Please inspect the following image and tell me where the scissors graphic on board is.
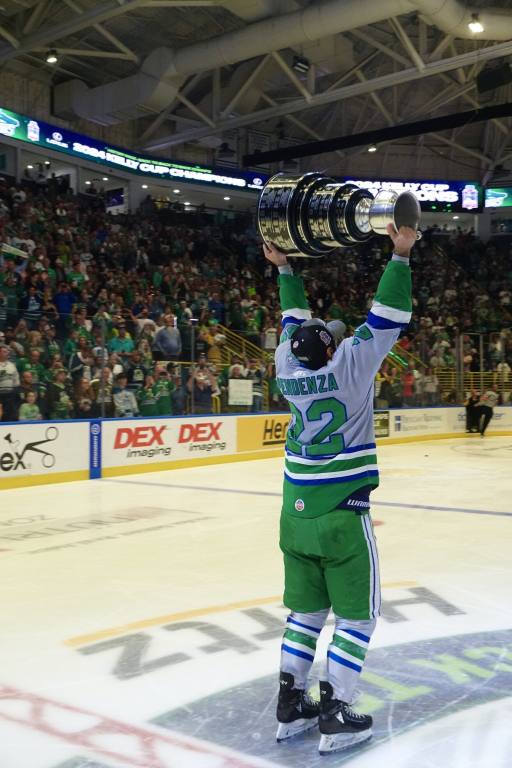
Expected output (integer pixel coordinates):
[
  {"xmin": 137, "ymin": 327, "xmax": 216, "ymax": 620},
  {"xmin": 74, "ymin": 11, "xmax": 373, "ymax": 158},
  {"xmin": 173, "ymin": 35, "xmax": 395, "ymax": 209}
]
[{"xmin": 2, "ymin": 426, "xmax": 59, "ymax": 469}]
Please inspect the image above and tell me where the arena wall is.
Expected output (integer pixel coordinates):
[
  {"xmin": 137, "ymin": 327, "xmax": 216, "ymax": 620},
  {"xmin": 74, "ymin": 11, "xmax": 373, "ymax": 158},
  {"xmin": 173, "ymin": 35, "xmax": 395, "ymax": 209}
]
[{"xmin": 1, "ymin": 408, "xmax": 511, "ymax": 489}]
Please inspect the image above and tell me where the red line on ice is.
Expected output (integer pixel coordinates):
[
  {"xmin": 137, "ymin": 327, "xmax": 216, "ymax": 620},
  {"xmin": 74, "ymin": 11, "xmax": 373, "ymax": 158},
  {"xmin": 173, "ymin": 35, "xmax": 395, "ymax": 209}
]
[{"xmin": 0, "ymin": 684, "xmax": 279, "ymax": 768}]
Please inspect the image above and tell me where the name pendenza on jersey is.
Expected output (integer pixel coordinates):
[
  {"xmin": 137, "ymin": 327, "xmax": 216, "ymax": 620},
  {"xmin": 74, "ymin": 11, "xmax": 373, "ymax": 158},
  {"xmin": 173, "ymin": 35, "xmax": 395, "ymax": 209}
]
[{"xmin": 276, "ymin": 373, "xmax": 339, "ymax": 397}]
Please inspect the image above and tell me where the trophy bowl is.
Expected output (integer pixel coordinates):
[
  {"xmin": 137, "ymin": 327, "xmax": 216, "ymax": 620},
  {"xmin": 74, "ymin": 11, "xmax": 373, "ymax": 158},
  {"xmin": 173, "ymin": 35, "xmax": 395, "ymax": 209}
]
[{"xmin": 258, "ymin": 172, "xmax": 421, "ymax": 258}]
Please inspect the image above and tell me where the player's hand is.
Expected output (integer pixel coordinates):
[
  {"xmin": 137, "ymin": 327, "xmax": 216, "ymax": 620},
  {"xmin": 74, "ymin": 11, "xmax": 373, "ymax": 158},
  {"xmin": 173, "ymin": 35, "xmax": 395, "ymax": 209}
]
[
  {"xmin": 386, "ymin": 224, "xmax": 417, "ymax": 258},
  {"xmin": 263, "ymin": 241, "xmax": 288, "ymax": 267}
]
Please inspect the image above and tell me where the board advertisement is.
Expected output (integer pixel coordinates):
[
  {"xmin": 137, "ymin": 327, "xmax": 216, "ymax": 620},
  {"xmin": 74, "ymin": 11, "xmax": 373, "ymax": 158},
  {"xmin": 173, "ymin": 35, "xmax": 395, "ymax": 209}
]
[
  {"xmin": 236, "ymin": 414, "xmax": 290, "ymax": 453},
  {"xmin": 374, "ymin": 410, "xmax": 390, "ymax": 437},
  {"xmin": 101, "ymin": 416, "xmax": 237, "ymax": 473},
  {"xmin": 0, "ymin": 421, "xmax": 89, "ymax": 489}
]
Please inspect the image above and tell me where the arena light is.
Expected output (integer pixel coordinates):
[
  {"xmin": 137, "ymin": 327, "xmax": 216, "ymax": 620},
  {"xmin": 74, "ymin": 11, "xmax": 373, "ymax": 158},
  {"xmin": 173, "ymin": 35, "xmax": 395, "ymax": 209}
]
[
  {"xmin": 184, "ymin": 201, "xmax": 191, "ymax": 205},
  {"xmin": 453, "ymin": 215, "xmax": 460, "ymax": 220},
  {"xmin": 224, "ymin": 196, "xmax": 231, "ymax": 200},
  {"xmin": 368, "ymin": 144, "xmax": 378, "ymax": 153},
  {"xmin": 85, "ymin": 180, "xmax": 91, "ymax": 185},
  {"xmin": 26, "ymin": 164, "xmax": 33, "ymax": 169},
  {"xmin": 468, "ymin": 13, "xmax": 484, "ymax": 33},
  {"xmin": 46, "ymin": 48, "xmax": 58, "ymax": 64},
  {"xmin": 44, "ymin": 160, "xmax": 50, "ymax": 166},
  {"xmin": 102, "ymin": 176, "xmax": 108, "ymax": 181},
  {"xmin": 292, "ymin": 55, "xmax": 310, "ymax": 74},
  {"xmin": 173, "ymin": 189, "xmax": 180, "ymax": 193},
  {"xmin": 141, "ymin": 184, "xmax": 148, "ymax": 189}
]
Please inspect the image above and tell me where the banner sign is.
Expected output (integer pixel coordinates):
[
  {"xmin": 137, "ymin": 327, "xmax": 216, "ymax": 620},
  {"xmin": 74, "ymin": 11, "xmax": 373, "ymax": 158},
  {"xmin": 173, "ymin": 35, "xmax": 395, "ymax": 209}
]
[
  {"xmin": 228, "ymin": 379, "xmax": 253, "ymax": 406},
  {"xmin": 2, "ymin": 409, "xmax": 511, "ymax": 488},
  {"xmin": 0, "ymin": 105, "xmax": 268, "ymax": 192},
  {"xmin": 485, "ymin": 187, "xmax": 512, "ymax": 208},
  {"xmin": 344, "ymin": 177, "xmax": 484, "ymax": 213},
  {"xmin": 101, "ymin": 416, "xmax": 237, "ymax": 470},
  {"xmin": 236, "ymin": 414, "xmax": 290, "ymax": 453},
  {"xmin": 373, "ymin": 410, "xmax": 390, "ymax": 438},
  {"xmin": 0, "ymin": 422, "xmax": 89, "ymax": 487}
]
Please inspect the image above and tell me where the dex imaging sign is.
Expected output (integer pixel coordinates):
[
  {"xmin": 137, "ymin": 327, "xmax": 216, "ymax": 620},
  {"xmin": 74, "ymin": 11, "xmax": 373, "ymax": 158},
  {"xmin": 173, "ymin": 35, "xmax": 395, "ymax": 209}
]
[{"xmin": 102, "ymin": 416, "xmax": 236, "ymax": 471}]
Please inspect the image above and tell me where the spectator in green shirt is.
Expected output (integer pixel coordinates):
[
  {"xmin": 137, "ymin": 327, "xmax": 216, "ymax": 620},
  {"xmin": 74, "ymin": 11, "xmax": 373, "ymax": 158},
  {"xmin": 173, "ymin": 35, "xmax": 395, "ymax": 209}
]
[
  {"xmin": 45, "ymin": 369, "xmax": 73, "ymax": 419},
  {"xmin": 42, "ymin": 324, "xmax": 61, "ymax": 364},
  {"xmin": 153, "ymin": 369, "xmax": 175, "ymax": 415},
  {"xmin": 137, "ymin": 374, "xmax": 159, "ymax": 416},
  {"xmin": 63, "ymin": 330, "xmax": 79, "ymax": 361},
  {"xmin": 18, "ymin": 390, "xmax": 42, "ymax": 421},
  {"xmin": 17, "ymin": 349, "xmax": 47, "ymax": 385},
  {"xmin": 67, "ymin": 257, "xmax": 85, "ymax": 289},
  {"xmin": 328, "ymin": 300, "xmax": 344, "ymax": 320}
]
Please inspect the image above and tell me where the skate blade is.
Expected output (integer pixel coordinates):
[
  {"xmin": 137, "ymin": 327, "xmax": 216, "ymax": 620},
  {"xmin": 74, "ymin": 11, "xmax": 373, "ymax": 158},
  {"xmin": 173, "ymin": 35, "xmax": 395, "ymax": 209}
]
[
  {"xmin": 276, "ymin": 717, "xmax": 318, "ymax": 742},
  {"xmin": 319, "ymin": 728, "xmax": 372, "ymax": 754}
]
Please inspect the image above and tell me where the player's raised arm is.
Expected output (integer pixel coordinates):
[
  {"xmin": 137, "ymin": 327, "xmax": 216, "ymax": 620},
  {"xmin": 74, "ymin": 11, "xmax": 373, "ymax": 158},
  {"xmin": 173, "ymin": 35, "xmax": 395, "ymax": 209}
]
[
  {"xmin": 263, "ymin": 242, "xmax": 312, "ymax": 343},
  {"xmin": 342, "ymin": 224, "xmax": 416, "ymax": 384}
]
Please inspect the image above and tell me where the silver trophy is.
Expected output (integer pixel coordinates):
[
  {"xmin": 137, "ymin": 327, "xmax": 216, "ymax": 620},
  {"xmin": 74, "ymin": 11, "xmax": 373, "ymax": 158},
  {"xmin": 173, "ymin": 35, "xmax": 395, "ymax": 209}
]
[{"xmin": 258, "ymin": 172, "xmax": 421, "ymax": 258}]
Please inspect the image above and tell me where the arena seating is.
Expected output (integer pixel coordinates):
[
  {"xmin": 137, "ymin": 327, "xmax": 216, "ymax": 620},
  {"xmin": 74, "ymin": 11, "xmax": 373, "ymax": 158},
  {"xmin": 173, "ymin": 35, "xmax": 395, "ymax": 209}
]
[{"xmin": 1, "ymin": 179, "xmax": 511, "ymax": 421}]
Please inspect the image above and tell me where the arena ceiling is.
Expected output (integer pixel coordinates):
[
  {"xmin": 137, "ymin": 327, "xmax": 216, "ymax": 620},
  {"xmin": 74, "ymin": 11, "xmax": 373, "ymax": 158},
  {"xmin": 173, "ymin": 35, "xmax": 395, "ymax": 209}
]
[{"xmin": 1, "ymin": 0, "xmax": 512, "ymax": 182}]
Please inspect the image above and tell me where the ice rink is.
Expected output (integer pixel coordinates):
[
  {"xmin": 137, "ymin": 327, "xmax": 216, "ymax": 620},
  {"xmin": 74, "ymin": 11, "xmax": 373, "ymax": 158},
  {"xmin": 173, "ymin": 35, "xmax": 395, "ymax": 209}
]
[{"xmin": 1, "ymin": 436, "xmax": 511, "ymax": 768}]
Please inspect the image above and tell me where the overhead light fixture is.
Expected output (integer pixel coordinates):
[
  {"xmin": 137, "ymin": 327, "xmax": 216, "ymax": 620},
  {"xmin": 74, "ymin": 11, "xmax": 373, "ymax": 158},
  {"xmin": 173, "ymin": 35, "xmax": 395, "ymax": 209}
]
[
  {"xmin": 44, "ymin": 160, "xmax": 51, "ymax": 166},
  {"xmin": 85, "ymin": 180, "xmax": 91, "ymax": 185},
  {"xmin": 46, "ymin": 48, "xmax": 58, "ymax": 64},
  {"xmin": 368, "ymin": 144, "xmax": 378, "ymax": 153},
  {"xmin": 26, "ymin": 164, "xmax": 33, "ymax": 169},
  {"xmin": 468, "ymin": 13, "xmax": 484, "ymax": 33},
  {"xmin": 141, "ymin": 184, "xmax": 148, "ymax": 189},
  {"xmin": 292, "ymin": 55, "xmax": 310, "ymax": 74},
  {"xmin": 102, "ymin": 176, "xmax": 108, "ymax": 181},
  {"xmin": 184, "ymin": 201, "xmax": 191, "ymax": 205},
  {"xmin": 173, "ymin": 189, "xmax": 180, "ymax": 194},
  {"xmin": 453, "ymin": 215, "xmax": 460, "ymax": 220},
  {"xmin": 224, "ymin": 196, "xmax": 231, "ymax": 201}
]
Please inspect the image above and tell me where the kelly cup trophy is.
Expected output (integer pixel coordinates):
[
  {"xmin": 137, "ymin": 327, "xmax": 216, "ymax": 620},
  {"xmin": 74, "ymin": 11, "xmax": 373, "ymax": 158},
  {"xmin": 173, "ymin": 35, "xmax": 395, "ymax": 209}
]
[{"xmin": 258, "ymin": 172, "xmax": 421, "ymax": 257}]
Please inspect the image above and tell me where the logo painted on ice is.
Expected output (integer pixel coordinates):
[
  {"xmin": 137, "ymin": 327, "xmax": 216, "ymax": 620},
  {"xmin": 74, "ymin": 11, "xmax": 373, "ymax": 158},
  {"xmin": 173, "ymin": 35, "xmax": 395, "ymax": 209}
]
[{"xmin": 154, "ymin": 627, "xmax": 512, "ymax": 767}]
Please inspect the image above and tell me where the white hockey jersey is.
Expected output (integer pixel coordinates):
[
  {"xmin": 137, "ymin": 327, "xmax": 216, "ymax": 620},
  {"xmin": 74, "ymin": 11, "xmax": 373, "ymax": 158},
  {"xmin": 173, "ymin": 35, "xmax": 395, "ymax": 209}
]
[{"xmin": 275, "ymin": 257, "xmax": 412, "ymax": 517}]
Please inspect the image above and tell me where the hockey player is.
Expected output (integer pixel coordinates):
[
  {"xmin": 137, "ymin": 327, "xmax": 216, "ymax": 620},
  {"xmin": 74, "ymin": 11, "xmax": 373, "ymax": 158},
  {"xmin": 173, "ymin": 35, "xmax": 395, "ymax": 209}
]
[{"xmin": 264, "ymin": 223, "xmax": 416, "ymax": 755}]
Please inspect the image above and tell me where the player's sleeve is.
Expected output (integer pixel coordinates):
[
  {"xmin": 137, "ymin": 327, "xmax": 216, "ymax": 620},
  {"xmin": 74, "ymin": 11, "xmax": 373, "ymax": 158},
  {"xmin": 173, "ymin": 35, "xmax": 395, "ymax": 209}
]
[
  {"xmin": 278, "ymin": 267, "xmax": 312, "ymax": 344},
  {"xmin": 340, "ymin": 255, "xmax": 412, "ymax": 384}
]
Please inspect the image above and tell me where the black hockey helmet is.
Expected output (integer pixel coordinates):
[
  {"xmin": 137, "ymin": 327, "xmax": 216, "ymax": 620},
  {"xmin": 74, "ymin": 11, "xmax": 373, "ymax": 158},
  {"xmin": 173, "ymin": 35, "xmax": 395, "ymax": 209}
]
[{"xmin": 291, "ymin": 320, "xmax": 335, "ymax": 370}]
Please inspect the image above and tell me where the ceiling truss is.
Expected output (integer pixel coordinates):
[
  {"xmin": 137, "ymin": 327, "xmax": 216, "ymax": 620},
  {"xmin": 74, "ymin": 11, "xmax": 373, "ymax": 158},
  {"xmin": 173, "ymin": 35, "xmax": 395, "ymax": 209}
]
[{"xmin": 0, "ymin": 0, "xmax": 511, "ymax": 179}]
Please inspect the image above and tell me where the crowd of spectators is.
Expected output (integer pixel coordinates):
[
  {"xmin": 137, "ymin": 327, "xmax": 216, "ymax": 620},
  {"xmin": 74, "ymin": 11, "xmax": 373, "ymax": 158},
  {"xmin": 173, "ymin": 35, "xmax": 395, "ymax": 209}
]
[{"xmin": 1, "ymin": 175, "xmax": 511, "ymax": 422}]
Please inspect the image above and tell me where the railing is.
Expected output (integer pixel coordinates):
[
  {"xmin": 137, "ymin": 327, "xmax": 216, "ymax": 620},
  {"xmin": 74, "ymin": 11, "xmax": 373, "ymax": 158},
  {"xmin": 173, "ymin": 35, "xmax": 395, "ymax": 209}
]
[
  {"xmin": 215, "ymin": 324, "xmax": 270, "ymax": 366},
  {"xmin": 218, "ymin": 322, "xmax": 424, "ymax": 373},
  {"xmin": 435, "ymin": 368, "xmax": 511, "ymax": 403}
]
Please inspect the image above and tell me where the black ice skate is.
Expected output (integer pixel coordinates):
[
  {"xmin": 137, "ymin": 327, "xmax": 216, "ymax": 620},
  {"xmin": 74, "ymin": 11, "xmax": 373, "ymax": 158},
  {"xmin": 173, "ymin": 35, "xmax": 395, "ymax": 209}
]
[
  {"xmin": 276, "ymin": 672, "xmax": 319, "ymax": 742},
  {"xmin": 318, "ymin": 681, "xmax": 372, "ymax": 754}
]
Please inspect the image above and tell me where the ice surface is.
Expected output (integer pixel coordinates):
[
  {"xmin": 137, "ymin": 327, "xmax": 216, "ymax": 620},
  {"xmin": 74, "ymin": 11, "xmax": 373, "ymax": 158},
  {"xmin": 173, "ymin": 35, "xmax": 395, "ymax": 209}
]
[{"xmin": 0, "ymin": 437, "xmax": 511, "ymax": 767}]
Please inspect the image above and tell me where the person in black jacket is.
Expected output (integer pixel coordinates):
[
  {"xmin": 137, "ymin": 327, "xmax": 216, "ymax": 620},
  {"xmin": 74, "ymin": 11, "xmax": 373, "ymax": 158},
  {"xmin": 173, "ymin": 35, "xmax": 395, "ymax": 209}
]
[{"xmin": 465, "ymin": 389, "xmax": 480, "ymax": 433}]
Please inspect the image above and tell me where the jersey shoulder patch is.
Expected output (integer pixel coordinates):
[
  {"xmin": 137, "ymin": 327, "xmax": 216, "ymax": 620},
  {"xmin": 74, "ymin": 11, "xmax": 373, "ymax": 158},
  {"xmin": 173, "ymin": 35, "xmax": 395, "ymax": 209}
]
[{"xmin": 352, "ymin": 323, "xmax": 374, "ymax": 346}]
